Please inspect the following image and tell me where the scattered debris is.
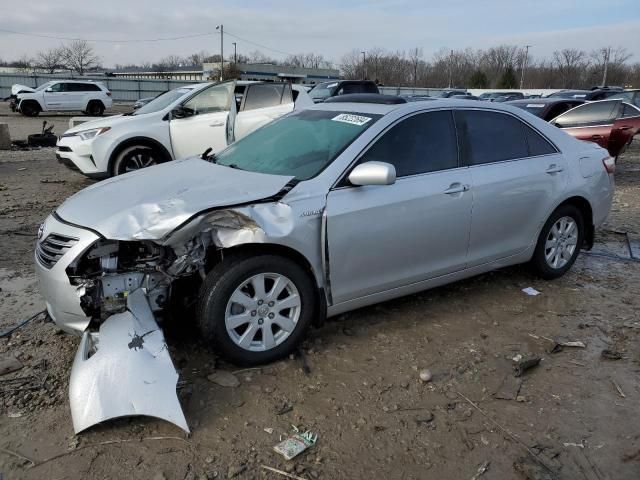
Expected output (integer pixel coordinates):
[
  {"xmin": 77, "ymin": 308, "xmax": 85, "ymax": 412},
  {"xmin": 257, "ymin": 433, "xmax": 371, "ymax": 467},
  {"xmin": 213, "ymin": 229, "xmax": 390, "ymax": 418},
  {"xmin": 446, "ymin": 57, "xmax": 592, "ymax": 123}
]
[
  {"xmin": 264, "ymin": 427, "xmax": 274, "ymax": 434},
  {"xmin": 40, "ymin": 179, "xmax": 67, "ymax": 184},
  {"xmin": 601, "ymin": 349, "xmax": 623, "ymax": 360},
  {"xmin": 495, "ymin": 375, "xmax": 522, "ymax": 400},
  {"xmin": 274, "ymin": 402, "xmax": 293, "ymax": 415},
  {"xmin": 457, "ymin": 392, "xmax": 556, "ymax": 475},
  {"xmin": 17, "ymin": 167, "xmax": 27, "ymax": 171},
  {"xmin": 419, "ymin": 369, "xmax": 433, "ymax": 382},
  {"xmin": 227, "ymin": 463, "xmax": 247, "ymax": 478},
  {"xmin": 0, "ymin": 447, "xmax": 35, "ymax": 467},
  {"xmin": 0, "ymin": 355, "xmax": 23, "ymax": 376},
  {"xmin": 547, "ymin": 338, "xmax": 586, "ymax": 353},
  {"xmin": 611, "ymin": 379, "xmax": 625, "ymax": 398},
  {"xmin": 562, "ymin": 441, "xmax": 584, "ymax": 448},
  {"xmin": 513, "ymin": 356, "xmax": 541, "ymax": 377},
  {"xmin": 0, "ymin": 310, "xmax": 45, "ymax": 338},
  {"xmin": 513, "ymin": 456, "xmax": 558, "ymax": 480},
  {"xmin": 522, "ymin": 287, "xmax": 541, "ymax": 296},
  {"xmin": 207, "ymin": 371, "xmax": 240, "ymax": 388},
  {"xmin": 273, "ymin": 428, "xmax": 318, "ymax": 460},
  {"xmin": 470, "ymin": 461, "xmax": 490, "ymax": 480},
  {"xmin": 261, "ymin": 465, "xmax": 307, "ymax": 480}
]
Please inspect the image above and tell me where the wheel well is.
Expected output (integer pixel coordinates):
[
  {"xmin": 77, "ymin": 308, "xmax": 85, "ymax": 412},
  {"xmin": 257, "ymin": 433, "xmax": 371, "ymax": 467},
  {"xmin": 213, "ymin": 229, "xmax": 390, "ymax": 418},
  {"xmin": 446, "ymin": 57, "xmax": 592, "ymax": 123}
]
[
  {"xmin": 87, "ymin": 99, "xmax": 105, "ymax": 108},
  {"xmin": 558, "ymin": 196, "xmax": 594, "ymax": 249},
  {"xmin": 207, "ymin": 243, "xmax": 327, "ymax": 327},
  {"xmin": 108, "ymin": 137, "xmax": 172, "ymax": 175},
  {"xmin": 20, "ymin": 99, "xmax": 41, "ymax": 110}
]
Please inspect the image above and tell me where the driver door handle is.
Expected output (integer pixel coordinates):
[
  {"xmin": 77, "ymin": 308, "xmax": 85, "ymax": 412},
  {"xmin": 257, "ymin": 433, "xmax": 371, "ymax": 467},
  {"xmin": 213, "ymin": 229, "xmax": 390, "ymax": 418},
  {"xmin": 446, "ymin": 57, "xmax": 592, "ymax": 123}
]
[
  {"xmin": 209, "ymin": 121, "xmax": 225, "ymax": 127},
  {"xmin": 546, "ymin": 164, "xmax": 564, "ymax": 174},
  {"xmin": 591, "ymin": 134, "xmax": 603, "ymax": 140},
  {"xmin": 444, "ymin": 183, "xmax": 470, "ymax": 195}
]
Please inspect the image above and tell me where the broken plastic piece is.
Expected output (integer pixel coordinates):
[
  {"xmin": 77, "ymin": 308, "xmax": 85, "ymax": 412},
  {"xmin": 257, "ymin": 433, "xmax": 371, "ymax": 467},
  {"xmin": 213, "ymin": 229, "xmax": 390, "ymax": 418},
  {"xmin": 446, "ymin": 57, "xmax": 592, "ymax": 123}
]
[
  {"xmin": 522, "ymin": 287, "xmax": 541, "ymax": 296},
  {"xmin": 69, "ymin": 289, "xmax": 189, "ymax": 433}
]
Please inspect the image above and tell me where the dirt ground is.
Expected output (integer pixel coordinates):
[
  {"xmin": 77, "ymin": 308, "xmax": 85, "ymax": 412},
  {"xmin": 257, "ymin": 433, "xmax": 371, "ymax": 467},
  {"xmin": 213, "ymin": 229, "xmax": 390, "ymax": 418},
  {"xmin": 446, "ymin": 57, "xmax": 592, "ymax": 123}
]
[{"xmin": 0, "ymin": 101, "xmax": 639, "ymax": 480}]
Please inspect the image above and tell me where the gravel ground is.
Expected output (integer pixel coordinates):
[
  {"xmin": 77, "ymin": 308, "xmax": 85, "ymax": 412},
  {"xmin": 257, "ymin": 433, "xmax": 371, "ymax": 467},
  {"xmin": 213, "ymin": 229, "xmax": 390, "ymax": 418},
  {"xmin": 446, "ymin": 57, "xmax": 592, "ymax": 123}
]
[{"xmin": 0, "ymin": 102, "xmax": 639, "ymax": 479}]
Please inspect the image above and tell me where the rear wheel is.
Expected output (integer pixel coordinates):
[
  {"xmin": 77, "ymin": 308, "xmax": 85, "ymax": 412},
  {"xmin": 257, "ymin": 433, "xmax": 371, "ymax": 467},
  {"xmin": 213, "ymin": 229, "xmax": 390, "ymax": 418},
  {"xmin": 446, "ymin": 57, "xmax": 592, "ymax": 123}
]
[
  {"xmin": 530, "ymin": 205, "xmax": 584, "ymax": 279},
  {"xmin": 111, "ymin": 145, "xmax": 163, "ymax": 176},
  {"xmin": 85, "ymin": 101, "xmax": 105, "ymax": 116},
  {"xmin": 197, "ymin": 254, "xmax": 316, "ymax": 365}
]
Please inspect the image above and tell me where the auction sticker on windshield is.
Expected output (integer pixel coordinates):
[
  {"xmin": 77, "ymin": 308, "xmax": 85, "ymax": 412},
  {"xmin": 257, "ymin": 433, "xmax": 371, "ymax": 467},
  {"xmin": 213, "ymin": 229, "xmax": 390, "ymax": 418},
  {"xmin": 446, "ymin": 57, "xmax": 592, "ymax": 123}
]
[{"xmin": 332, "ymin": 113, "xmax": 373, "ymax": 126}]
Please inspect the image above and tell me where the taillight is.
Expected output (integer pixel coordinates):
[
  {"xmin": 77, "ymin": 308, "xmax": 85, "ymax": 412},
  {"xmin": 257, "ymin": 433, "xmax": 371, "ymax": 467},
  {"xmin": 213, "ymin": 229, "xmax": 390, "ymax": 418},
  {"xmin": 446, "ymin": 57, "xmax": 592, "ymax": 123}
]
[
  {"xmin": 602, "ymin": 156, "xmax": 615, "ymax": 174},
  {"xmin": 106, "ymin": 91, "xmax": 112, "ymax": 97}
]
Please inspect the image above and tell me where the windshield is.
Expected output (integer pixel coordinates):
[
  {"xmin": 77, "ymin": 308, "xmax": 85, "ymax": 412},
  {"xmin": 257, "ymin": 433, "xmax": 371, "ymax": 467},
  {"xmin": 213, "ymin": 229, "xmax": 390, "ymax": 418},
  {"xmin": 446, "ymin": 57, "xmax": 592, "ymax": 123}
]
[
  {"xmin": 133, "ymin": 87, "xmax": 194, "ymax": 115},
  {"xmin": 309, "ymin": 82, "xmax": 338, "ymax": 101},
  {"xmin": 214, "ymin": 109, "xmax": 381, "ymax": 180},
  {"xmin": 34, "ymin": 82, "xmax": 54, "ymax": 92}
]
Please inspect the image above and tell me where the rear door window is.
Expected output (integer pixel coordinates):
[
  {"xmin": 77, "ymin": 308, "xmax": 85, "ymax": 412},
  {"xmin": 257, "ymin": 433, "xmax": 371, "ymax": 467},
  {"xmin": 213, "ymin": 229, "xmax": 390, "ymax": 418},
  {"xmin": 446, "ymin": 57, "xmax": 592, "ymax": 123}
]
[
  {"xmin": 523, "ymin": 125, "xmax": 557, "ymax": 156},
  {"xmin": 553, "ymin": 100, "xmax": 620, "ymax": 128},
  {"xmin": 359, "ymin": 110, "xmax": 458, "ymax": 177},
  {"xmin": 242, "ymin": 83, "xmax": 285, "ymax": 111},
  {"xmin": 622, "ymin": 103, "xmax": 640, "ymax": 118},
  {"xmin": 454, "ymin": 110, "xmax": 529, "ymax": 165}
]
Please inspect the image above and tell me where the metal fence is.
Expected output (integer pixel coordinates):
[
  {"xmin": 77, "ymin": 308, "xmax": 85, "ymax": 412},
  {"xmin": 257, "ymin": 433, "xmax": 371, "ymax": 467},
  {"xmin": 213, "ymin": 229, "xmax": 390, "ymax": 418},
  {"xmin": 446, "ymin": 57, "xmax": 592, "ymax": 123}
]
[{"xmin": 0, "ymin": 73, "xmax": 199, "ymax": 102}]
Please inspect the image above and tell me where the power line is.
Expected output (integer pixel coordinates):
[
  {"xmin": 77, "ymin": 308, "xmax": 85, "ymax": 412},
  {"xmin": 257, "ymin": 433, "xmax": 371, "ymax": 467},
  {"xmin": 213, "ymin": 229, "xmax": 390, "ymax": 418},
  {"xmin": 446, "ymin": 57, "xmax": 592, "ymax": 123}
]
[
  {"xmin": 0, "ymin": 27, "xmax": 296, "ymax": 58},
  {"xmin": 0, "ymin": 27, "xmax": 216, "ymax": 43}
]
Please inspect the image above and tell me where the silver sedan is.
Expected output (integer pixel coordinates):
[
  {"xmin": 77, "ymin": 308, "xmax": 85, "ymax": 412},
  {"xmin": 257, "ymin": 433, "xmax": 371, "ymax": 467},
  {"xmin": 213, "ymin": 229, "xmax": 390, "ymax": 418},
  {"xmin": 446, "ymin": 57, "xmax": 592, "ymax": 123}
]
[{"xmin": 35, "ymin": 97, "xmax": 614, "ymax": 432}]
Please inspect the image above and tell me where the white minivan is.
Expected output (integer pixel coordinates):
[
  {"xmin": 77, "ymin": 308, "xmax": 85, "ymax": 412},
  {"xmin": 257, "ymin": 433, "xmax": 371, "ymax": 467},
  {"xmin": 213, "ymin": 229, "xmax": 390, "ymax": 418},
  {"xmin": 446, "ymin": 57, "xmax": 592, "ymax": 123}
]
[{"xmin": 56, "ymin": 81, "xmax": 313, "ymax": 178}]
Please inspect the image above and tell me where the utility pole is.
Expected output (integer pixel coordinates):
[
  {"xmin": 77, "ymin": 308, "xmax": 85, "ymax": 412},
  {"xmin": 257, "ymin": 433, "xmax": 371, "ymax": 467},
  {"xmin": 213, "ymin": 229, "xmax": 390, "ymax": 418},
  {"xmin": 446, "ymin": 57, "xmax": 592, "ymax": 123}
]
[
  {"xmin": 602, "ymin": 47, "xmax": 610, "ymax": 86},
  {"xmin": 361, "ymin": 51, "xmax": 366, "ymax": 79},
  {"xmin": 232, "ymin": 42, "xmax": 237, "ymax": 65},
  {"xmin": 216, "ymin": 25, "xmax": 224, "ymax": 80},
  {"xmin": 519, "ymin": 45, "xmax": 531, "ymax": 89},
  {"xmin": 448, "ymin": 49, "xmax": 453, "ymax": 88}
]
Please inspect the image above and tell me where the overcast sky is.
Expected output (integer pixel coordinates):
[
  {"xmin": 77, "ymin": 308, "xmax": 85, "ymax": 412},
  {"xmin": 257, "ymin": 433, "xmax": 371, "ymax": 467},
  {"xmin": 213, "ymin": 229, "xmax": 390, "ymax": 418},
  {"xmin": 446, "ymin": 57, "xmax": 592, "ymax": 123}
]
[{"xmin": 1, "ymin": 0, "xmax": 639, "ymax": 67}]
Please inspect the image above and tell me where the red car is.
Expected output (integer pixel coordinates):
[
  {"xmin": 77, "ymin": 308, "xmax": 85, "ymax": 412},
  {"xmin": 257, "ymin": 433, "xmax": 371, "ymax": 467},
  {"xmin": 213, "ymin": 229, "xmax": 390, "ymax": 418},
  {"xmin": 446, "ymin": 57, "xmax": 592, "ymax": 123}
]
[{"xmin": 551, "ymin": 99, "xmax": 640, "ymax": 158}]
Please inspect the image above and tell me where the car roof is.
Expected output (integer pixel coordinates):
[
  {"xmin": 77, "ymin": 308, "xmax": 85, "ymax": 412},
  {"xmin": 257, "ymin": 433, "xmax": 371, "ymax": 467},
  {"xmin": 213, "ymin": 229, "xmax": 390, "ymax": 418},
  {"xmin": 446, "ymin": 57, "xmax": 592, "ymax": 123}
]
[
  {"xmin": 507, "ymin": 98, "xmax": 584, "ymax": 106},
  {"xmin": 309, "ymin": 97, "xmax": 532, "ymax": 116}
]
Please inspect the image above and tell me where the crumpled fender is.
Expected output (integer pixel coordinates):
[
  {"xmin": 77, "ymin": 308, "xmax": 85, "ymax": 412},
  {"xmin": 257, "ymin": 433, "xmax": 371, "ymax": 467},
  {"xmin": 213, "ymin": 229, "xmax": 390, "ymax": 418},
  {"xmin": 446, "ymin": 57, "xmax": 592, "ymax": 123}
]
[{"xmin": 69, "ymin": 289, "xmax": 189, "ymax": 434}]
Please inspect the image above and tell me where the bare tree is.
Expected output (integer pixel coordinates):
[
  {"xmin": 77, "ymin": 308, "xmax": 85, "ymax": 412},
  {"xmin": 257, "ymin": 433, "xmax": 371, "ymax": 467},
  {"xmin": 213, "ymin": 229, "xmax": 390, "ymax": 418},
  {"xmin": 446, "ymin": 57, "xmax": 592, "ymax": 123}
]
[
  {"xmin": 61, "ymin": 40, "xmax": 99, "ymax": 75},
  {"xmin": 13, "ymin": 54, "xmax": 33, "ymax": 72},
  {"xmin": 35, "ymin": 47, "xmax": 64, "ymax": 73},
  {"xmin": 408, "ymin": 47, "xmax": 423, "ymax": 86},
  {"xmin": 553, "ymin": 49, "xmax": 588, "ymax": 88}
]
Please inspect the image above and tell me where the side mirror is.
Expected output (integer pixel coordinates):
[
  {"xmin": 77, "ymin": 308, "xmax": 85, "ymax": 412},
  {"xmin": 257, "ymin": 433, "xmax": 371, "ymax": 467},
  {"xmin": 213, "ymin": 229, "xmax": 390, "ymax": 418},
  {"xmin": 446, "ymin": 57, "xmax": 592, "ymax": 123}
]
[
  {"xmin": 45, "ymin": 88, "xmax": 53, "ymax": 93},
  {"xmin": 348, "ymin": 161, "xmax": 396, "ymax": 186},
  {"xmin": 171, "ymin": 105, "xmax": 194, "ymax": 119}
]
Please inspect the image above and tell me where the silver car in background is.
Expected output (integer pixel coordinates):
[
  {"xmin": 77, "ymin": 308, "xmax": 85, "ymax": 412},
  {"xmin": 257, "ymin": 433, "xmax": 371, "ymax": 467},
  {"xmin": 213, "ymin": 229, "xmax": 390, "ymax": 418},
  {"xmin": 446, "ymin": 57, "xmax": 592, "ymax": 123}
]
[{"xmin": 35, "ymin": 95, "xmax": 614, "ymax": 433}]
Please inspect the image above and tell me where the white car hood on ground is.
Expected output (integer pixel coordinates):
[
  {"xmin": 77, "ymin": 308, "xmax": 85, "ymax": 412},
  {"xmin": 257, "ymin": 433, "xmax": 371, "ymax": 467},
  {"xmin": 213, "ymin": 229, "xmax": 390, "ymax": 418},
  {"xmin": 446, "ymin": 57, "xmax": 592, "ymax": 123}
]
[{"xmin": 55, "ymin": 158, "xmax": 294, "ymax": 240}]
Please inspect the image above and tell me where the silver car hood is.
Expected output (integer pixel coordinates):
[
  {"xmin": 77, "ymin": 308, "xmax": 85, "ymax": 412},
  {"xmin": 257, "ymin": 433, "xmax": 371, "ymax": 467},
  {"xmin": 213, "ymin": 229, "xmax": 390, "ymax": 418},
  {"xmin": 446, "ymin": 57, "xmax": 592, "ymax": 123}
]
[{"xmin": 56, "ymin": 158, "xmax": 294, "ymax": 240}]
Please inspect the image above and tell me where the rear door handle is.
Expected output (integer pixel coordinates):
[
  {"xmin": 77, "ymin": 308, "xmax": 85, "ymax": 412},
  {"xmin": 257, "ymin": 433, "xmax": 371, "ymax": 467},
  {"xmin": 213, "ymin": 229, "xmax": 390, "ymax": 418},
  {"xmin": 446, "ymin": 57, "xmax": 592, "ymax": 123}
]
[
  {"xmin": 209, "ymin": 121, "xmax": 225, "ymax": 127},
  {"xmin": 618, "ymin": 125, "xmax": 633, "ymax": 131},
  {"xmin": 444, "ymin": 183, "xmax": 470, "ymax": 195},
  {"xmin": 545, "ymin": 165, "xmax": 564, "ymax": 174}
]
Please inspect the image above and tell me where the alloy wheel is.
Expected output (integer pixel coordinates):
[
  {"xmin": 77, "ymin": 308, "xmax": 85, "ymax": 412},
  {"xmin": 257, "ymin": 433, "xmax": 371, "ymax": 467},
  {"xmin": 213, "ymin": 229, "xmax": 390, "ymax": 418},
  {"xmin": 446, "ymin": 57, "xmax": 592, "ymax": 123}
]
[
  {"xmin": 123, "ymin": 151, "xmax": 157, "ymax": 172},
  {"xmin": 544, "ymin": 216, "xmax": 578, "ymax": 269},
  {"xmin": 224, "ymin": 273, "xmax": 301, "ymax": 352}
]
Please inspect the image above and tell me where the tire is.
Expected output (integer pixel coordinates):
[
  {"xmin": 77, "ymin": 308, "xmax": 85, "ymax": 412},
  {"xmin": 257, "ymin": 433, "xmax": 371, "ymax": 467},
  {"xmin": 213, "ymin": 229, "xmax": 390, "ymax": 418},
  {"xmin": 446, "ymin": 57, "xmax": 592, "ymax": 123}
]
[
  {"xmin": 530, "ymin": 204, "xmax": 584, "ymax": 280},
  {"xmin": 27, "ymin": 133, "xmax": 58, "ymax": 147},
  {"xmin": 197, "ymin": 254, "xmax": 316, "ymax": 366},
  {"xmin": 86, "ymin": 101, "xmax": 104, "ymax": 116},
  {"xmin": 111, "ymin": 145, "xmax": 163, "ymax": 176},
  {"xmin": 20, "ymin": 101, "xmax": 40, "ymax": 117}
]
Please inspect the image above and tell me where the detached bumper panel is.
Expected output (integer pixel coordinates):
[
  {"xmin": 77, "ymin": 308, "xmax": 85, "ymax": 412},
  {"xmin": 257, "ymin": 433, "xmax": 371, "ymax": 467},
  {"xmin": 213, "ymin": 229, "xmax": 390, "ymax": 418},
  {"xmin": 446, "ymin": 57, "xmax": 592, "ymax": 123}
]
[{"xmin": 69, "ymin": 289, "xmax": 189, "ymax": 434}]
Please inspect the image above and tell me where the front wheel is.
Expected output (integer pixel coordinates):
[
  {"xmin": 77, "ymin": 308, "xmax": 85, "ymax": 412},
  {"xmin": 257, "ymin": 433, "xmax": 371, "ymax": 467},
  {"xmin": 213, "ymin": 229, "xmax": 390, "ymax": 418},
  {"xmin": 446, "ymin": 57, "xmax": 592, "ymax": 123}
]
[
  {"xmin": 197, "ymin": 254, "xmax": 316, "ymax": 366},
  {"xmin": 111, "ymin": 145, "xmax": 162, "ymax": 176},
  {"xmin": 530, "ymin": 205, "xmax": 584, "ymax": 279}
]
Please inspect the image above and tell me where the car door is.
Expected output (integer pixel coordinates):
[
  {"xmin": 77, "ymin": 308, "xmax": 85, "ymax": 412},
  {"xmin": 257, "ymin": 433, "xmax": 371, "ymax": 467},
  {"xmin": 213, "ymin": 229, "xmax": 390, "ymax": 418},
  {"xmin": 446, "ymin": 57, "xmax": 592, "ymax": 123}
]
[
  {"xmin": 551, "ymin": 99, "xmax": 622, "ymax": 153},
  {"xmin": 64, "ymin": 83, "xmax": 86, "ymax": 110},
  {"xmin": 43, "ymin": 82, "xmax": 68, "ymax": 109},
  {"xmin": 325, "ymin": 110, "xmax": 473, "ymax": 304},
  {"xmin": 455, "ymin": 109, "xmax": 568, "ymax": 267},
  {"xmin": 608, "ymin": 103, "xmax": 640, "ymax": 157},
  {"xmin": 169, "ymin": 81, "xmax": 235, "ymax": 159},
  {"xmin": 234, "ymin": 83, "xmax": 294, "ymax": 140}
]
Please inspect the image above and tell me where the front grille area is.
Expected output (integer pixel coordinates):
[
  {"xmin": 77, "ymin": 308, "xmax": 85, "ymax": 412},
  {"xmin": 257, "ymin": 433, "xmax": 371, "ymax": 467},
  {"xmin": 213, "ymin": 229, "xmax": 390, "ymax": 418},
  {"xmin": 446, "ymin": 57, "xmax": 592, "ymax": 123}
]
[{"xmin": 36, "ymin": 233, "xmax": 79, "ymax": 269}]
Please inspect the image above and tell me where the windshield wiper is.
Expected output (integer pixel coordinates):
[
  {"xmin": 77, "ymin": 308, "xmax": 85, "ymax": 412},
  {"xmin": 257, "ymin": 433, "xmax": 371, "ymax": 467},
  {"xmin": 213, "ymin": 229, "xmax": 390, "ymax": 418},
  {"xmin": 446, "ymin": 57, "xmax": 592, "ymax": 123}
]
[
  {"xmin": 201, "ymin": 147, "xmax": 216, "ymax": 162},
  {"xmin": 226, "ymin": 163, "xmax": 243, "ymax": 170}
]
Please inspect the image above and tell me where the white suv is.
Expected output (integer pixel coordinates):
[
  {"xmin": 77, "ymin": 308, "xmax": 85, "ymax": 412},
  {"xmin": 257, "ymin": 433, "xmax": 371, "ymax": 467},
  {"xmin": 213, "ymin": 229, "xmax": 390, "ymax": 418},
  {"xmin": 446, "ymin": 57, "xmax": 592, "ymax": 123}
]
[
  {"xmin": 16, "ymin": 80, "xmax": 112, "ymax": 117},
  {"xmin": 55, "ymin": 80, "xmax": 313, "ymax": 178}
]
